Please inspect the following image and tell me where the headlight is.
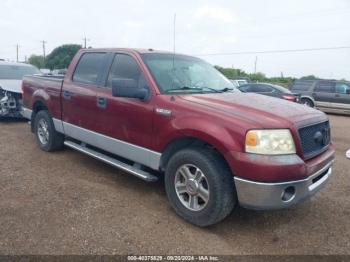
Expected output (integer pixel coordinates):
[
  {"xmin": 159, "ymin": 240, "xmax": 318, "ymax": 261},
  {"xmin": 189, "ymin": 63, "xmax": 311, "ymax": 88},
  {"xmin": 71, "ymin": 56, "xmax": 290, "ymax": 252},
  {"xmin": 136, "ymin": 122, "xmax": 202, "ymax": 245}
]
[{"xmin": 245, "ymin": 129, "xmax": 296, "ymax": 155}]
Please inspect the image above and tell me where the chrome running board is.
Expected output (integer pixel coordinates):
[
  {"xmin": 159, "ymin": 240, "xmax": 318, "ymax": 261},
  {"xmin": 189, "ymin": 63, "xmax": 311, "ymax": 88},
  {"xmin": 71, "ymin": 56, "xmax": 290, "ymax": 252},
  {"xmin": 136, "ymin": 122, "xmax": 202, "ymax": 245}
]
[{"xmin": 64, "ymin": 141, "xmax": 159, "ymax": 182}]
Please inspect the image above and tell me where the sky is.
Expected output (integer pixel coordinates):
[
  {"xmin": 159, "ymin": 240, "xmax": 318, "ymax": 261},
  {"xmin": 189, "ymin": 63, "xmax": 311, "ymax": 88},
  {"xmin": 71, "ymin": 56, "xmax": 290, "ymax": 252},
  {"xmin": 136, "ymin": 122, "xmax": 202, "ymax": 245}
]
[{"xmin": 1, "ymin": 0, "xmax": 350, "ymax": 79}]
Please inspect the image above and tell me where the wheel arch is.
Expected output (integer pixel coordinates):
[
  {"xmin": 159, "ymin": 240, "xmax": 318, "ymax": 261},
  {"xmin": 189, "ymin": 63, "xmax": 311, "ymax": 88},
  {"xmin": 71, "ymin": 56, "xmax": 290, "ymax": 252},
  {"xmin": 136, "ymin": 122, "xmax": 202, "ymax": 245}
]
[
  {"xmin": 30, "ymin": 100, "xmax": 49, "ymax": 132},
  {"xmin": 159, "ymin": 135, "xmax": 233, "ymax": 174},
  {"xmin": 300, "ymin": 95, "xmax": 315, "ymax": 104}
]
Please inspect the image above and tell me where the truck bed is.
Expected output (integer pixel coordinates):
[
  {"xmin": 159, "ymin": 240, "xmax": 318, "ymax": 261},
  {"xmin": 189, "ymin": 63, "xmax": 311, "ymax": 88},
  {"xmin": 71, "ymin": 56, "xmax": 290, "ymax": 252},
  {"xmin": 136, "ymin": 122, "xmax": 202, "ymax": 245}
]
[{"xmin": 22, "ymin": 75, "xmax": 64, "ymax": 120}]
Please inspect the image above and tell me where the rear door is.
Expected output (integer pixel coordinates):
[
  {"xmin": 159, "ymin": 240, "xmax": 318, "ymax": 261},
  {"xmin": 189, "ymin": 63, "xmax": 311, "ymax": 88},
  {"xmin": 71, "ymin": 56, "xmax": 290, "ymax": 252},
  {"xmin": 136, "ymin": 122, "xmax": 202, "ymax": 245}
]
[
  {"xmin": 62, "ymin": 52, "xmax": 108, "ymax": 131},
  {"xmin": 313, "ymin": 81, "xmax": 336, "ymax": 109}
]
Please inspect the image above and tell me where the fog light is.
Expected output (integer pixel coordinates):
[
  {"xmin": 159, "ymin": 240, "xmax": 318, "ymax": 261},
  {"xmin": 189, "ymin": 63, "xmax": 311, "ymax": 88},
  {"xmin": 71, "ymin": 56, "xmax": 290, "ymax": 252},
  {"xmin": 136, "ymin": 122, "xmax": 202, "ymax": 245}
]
[{"xmin": 281, "ymin": 186, "xmax": 296, "ymax": 202}]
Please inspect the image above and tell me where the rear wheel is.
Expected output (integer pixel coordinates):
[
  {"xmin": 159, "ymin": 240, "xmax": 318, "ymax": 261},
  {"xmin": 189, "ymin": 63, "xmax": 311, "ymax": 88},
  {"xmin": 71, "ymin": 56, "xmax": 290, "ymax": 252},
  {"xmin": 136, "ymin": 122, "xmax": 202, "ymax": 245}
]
[
  {"xmin": 34, "ymin": 110, "xmax": 64, "ymax": 151},
  {"xmin": 301, "ymin": 98, "xmax": 314, "ymax": 107},
  {"xmin": 165, "ymin": 146, "xmax": 236, "ymax": 227}
]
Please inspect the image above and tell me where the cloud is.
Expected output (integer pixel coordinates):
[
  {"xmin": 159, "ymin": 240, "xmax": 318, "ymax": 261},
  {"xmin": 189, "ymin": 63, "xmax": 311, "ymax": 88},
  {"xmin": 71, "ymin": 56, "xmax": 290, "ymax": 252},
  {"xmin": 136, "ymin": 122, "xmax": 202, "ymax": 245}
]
[
  {"xmin": 123, "ymin": 21, "xmax": 144, "ymax": 29},
  {"xmin": 194, "ymin": 5, "xmax": 236, "ymax": 24}
]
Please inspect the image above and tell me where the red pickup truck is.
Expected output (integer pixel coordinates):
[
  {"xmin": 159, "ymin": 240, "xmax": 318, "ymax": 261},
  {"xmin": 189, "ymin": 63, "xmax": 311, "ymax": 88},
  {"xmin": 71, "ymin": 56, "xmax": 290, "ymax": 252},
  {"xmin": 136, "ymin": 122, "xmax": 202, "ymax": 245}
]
[{"xmin": 22, "ymin": 48, "xmax": 335, "ymax": 226}]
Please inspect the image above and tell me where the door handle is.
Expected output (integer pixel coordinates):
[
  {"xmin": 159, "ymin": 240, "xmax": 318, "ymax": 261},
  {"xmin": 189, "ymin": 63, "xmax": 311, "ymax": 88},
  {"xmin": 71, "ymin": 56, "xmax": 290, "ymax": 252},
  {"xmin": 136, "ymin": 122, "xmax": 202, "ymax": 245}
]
[
  {"xmin": 335, "ymin": 94, "xmax": 340, "ymax": 97},
  {"xmin": 97, "ymin": 96, "xmax": 107, "ymax": 109},
  {"xmin": 63, "ymin": 90, "xmax": 71, "ymax": 100}
]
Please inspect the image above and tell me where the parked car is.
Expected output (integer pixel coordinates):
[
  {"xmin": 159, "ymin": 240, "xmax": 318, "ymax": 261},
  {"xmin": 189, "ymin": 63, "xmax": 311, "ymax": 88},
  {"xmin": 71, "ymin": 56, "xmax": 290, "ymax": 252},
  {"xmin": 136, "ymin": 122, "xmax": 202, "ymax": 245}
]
[
  {"xmin": 238, "ymin": 83, "xmax": 300, "ymax": 102},
  {"xmin": 290, "ymin": 79, "xmax": 350, "ymax": 115},
  {"xmin": 0, "ymin": 61, "xmax": 40, "ymax": 117},
  {"xmin": 40, "ymin": 68, "xmax": 51, "ymax": 75},
  {"xmin": 52, "ymin": 69, "xmax": 67, "ymax": 75},
  {"xmin": 229, "ymin": 78, "xmax": 249, "ymax": 87},
  {"xmin": 22, "ymin": 48, "xmax": 335, "ymax": 226}
]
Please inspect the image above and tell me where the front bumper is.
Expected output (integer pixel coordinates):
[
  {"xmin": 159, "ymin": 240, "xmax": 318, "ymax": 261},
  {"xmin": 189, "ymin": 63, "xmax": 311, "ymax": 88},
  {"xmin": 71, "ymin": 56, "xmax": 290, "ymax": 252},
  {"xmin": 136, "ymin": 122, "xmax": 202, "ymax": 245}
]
[{"xmin": 234, "ymin": 160, "xmax": 333, "ymax": 210}]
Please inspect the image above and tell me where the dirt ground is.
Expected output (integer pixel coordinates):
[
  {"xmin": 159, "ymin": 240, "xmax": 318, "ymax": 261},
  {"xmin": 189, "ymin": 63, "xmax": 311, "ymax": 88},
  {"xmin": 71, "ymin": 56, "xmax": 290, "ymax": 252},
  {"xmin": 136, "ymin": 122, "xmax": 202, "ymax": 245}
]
[{"xmin": 0, "ymin": 114, "xmax": 349, "ymax": 255}]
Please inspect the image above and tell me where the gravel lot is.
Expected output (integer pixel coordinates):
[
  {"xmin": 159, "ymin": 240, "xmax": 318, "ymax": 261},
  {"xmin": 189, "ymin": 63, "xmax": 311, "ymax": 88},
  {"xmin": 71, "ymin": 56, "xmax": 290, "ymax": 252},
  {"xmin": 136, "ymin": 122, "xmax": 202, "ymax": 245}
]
[{"xmin": 0, "ymin": 114, "xmax": 349, "ymax": 255}]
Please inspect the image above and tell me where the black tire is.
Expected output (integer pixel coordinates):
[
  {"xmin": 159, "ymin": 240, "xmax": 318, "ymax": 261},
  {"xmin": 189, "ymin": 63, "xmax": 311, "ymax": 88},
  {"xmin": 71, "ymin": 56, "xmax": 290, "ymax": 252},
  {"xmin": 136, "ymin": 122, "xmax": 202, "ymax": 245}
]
[
  {"xmin": 301, "ymin": 98, "xmax": 314, "ymax": 107},
  {"xmin": 165, "ymin": 146, "xmax": 237, "ymax": 227},
  {"xmin": 34, "ymin": 110, "xmax": 64, "ymax": 152}
]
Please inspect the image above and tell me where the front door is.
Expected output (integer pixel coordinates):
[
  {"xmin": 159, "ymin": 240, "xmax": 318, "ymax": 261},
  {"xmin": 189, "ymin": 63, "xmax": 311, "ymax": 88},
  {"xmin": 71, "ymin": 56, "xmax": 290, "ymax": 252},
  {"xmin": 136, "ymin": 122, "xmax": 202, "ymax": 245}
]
[{"xmin": 93, "ymin": 53, "xmax": 158, "ymax": 168}]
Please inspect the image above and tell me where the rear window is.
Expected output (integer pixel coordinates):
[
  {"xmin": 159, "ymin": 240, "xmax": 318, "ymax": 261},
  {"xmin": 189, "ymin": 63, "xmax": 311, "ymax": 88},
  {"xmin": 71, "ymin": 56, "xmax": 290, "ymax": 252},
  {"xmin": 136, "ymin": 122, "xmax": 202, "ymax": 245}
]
[
  {"xmin": 0, "ymin": 64, "xmax": 40, "ymax": 80},
  {"xmin": 290, "ymin": 81, "xmax": 314, "ymax": 91},
  {"xmin": 72, "ymin": 53, "xmax": 106, "ymax": 85}
]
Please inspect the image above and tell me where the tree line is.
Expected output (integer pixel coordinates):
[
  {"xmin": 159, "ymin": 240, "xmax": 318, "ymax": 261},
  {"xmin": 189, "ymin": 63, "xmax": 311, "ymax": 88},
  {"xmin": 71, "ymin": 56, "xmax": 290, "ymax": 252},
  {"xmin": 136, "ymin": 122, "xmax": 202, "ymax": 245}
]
[
  {"xmin": 214, "ymin": 65, "xmax": 320, "ymax": 88},
  {"xmin": 28, "ymin": 44, "xmax": 327, "ymax": 86},
  {"xmin": 28, "ymin": 44, "xmax": 82, "ymax": 70}
]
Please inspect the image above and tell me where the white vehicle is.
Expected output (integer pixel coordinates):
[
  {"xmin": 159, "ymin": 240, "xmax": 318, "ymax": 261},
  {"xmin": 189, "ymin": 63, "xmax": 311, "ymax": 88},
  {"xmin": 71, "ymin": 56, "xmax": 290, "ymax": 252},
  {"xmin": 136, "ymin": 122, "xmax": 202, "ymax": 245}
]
[
  {"xmin": 230, "ymin": 79, "xmax": 249, "ymax": 87},
  {"xmin": 0, "ymin": 61, "xmax": 40, "ymax": 117}
]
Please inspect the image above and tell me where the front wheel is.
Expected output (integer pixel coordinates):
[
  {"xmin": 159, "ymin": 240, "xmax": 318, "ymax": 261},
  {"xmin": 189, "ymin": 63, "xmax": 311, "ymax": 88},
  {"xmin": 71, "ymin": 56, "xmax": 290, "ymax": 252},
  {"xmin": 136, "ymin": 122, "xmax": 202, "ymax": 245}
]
[
  {"xmin": 165, "ymin": 147, "xmax": 237, "ymax": 227},
  {"xmin": 34, "ymin": 110, "xmax": 64, "ymax": 152}
]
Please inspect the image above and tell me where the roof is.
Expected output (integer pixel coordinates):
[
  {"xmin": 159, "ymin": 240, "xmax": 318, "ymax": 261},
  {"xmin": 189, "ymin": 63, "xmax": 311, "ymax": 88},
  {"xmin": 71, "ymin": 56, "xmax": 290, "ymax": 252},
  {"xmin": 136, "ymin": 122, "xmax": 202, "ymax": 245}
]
[
  {"xmin": 0, "ymin": 61, "xmax": 35, "ymax": 67},
  {"xmin": 80, "ymin": 47, "xmax": 183, "ymax": 55}
]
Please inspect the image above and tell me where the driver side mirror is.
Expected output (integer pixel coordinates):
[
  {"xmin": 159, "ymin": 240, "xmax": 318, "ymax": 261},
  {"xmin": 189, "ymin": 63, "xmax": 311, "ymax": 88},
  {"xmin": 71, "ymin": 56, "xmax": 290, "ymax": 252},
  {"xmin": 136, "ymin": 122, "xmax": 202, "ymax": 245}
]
[
  {"xmin": 346, "ymin": 89, "xmax": 350, "ymax": 95},
  {"xmin": 112, "ymin": 78, "xmax": 149, "ymax": 100}
]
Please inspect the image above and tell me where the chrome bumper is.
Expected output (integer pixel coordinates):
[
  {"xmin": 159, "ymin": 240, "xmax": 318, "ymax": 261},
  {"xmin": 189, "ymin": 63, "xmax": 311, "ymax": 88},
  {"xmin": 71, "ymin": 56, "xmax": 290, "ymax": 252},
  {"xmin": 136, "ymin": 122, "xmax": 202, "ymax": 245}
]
[
  {"xmin": 234, "ymin": 160, "xmax": 334, "ymax": 210},
  {"xmin": 22, "ymin": 107, "xmax": 32, "ymax": 120}
]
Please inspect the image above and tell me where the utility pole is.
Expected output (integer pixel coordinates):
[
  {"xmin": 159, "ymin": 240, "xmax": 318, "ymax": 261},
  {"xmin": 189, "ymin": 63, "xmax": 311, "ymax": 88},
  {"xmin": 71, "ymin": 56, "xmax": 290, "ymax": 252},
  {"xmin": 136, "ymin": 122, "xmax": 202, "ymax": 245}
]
[
  {"xmin": 83, "ymin": 36, "xmax": 90, "ymax": 49},
  {"xmin": 15, "ymin": 44, "xmax": 19, "ymax": 62},
  {"xmin": 41, "ymin": 40, "xmax": 47, "ymax": 60},
  {"xmin": 254, "ymin": 56, "xmax": 258, "ymax": 74}
]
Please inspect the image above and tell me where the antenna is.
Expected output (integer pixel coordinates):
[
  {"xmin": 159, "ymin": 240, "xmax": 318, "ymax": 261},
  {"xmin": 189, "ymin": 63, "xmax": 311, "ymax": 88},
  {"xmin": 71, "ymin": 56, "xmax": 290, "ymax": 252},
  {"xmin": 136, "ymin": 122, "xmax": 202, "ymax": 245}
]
[
  {"xmin": 254, "ymin": 56, "xmax": 258, "ymax": 74},
  {"xmin": 172, "ymin": 13, "xmax": 176, "ymax": 90},
  {"xmin": 15, "ymin": 44, "xmax": 20, "ymax": 62},
  {"xmin": 173, "ymin": 13, "xmax": 176, "ymax": 53}
]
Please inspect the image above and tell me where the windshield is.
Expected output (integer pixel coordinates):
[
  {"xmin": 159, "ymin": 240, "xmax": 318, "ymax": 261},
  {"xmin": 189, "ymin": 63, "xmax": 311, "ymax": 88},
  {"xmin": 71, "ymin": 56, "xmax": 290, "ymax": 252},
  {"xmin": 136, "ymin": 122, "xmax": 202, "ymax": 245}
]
[
  {"xmin": 0, "ymin": 64, "xmax": 41, "ymax": 80},
  {"xmin": 141, "ymin": 53, "xmax": 236, "ymax": 94}
]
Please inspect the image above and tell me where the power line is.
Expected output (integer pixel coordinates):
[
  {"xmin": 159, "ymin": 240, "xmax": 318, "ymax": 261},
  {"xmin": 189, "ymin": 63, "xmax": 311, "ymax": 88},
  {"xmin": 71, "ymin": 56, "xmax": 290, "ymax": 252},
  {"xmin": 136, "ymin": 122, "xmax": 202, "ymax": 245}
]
[{"xmin": 196, "ymin": 46, "xmax": 350, "ymax": 56}]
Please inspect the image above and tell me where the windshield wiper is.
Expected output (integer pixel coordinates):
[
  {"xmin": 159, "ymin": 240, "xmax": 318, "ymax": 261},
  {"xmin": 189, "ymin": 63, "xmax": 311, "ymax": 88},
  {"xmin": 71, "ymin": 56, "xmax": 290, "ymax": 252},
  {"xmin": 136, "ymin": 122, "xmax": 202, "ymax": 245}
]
[
  {"xmin": 219, "ymin": 87, "xmax": 235, "ymax": 92},
  {"xmin": 166, "ymin": 86, "xmax": 221, "ymax": 93},
  {"xmin": 197, "ymin": 87, "xmax": 235, "ymax": 93},
  {"xmin": 166, "ymin": 86, "xmax": 204, "ymax": 93},
  {"xmin": 166, "ymin": 86, "xmax": 231, "ymax": 94}
]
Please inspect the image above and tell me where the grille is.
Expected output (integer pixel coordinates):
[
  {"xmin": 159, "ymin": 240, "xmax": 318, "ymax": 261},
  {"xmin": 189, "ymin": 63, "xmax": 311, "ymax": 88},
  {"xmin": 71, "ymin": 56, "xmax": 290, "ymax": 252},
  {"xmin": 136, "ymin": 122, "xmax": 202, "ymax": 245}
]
[{"xmin": 298, "ymin": 121, "xmax": 330, "ymax": 159}]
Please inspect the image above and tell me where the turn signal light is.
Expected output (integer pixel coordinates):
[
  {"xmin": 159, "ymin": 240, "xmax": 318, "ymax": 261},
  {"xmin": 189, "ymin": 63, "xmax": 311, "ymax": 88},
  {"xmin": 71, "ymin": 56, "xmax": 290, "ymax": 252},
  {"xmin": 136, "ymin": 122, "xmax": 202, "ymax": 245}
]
[{"xmin": 245, "ymin": 131, "xmax": 258, "ymax": 147}]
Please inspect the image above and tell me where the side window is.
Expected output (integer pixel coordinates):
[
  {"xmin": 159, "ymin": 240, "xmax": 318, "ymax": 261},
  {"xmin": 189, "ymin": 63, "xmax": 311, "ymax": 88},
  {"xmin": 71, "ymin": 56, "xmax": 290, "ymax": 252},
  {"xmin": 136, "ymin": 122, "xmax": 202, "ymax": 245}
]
[
  {"xmin": 315, "ymin": 82, "xmax": 335, "ymax": 93},
  {"xmin": 106, "ymin": 54, "xmax": 145, "ymax": 88},
  {"xmin": 239, "ymin": 85, "xmax": 252, "ymax": 92},
  {"xmin": 335, "ymin": 83, "xmax": 350, "ymax": 94},
  {"xmin": 256, "ymin": 84, "xmax": 273, "ymax": 93},
  {"xmin": 72, "ymin": 53, "xmax": 106, "ymax": 85}
]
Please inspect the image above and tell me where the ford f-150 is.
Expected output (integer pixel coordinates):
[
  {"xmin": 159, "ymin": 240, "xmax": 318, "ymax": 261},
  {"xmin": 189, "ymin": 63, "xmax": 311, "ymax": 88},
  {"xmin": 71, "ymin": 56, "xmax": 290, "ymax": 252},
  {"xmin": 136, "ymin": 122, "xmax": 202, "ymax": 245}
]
[{"xmin": 22, "ymin": 48, "xmax": 335, "ymax": 226}]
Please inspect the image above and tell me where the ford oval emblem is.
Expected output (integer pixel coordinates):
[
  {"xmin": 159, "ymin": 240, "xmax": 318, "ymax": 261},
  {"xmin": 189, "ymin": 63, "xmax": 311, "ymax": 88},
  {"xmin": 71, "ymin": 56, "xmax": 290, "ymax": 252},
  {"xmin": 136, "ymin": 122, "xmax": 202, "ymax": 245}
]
[{"xmin": 313, "ymin": 131, "xmax": 323, "ymax": 145}]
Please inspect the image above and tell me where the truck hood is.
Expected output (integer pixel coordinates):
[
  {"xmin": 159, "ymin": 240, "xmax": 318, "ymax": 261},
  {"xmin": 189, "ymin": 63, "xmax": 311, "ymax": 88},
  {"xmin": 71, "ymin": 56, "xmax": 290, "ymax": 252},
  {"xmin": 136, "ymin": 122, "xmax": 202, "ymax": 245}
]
[
  {"xmin": 179, "ymin": 92, "xmax": 327, "ymax": 128},
  {"xmin": 0, "ymin": 79, "xmax": 22, "ymax": 93}
]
